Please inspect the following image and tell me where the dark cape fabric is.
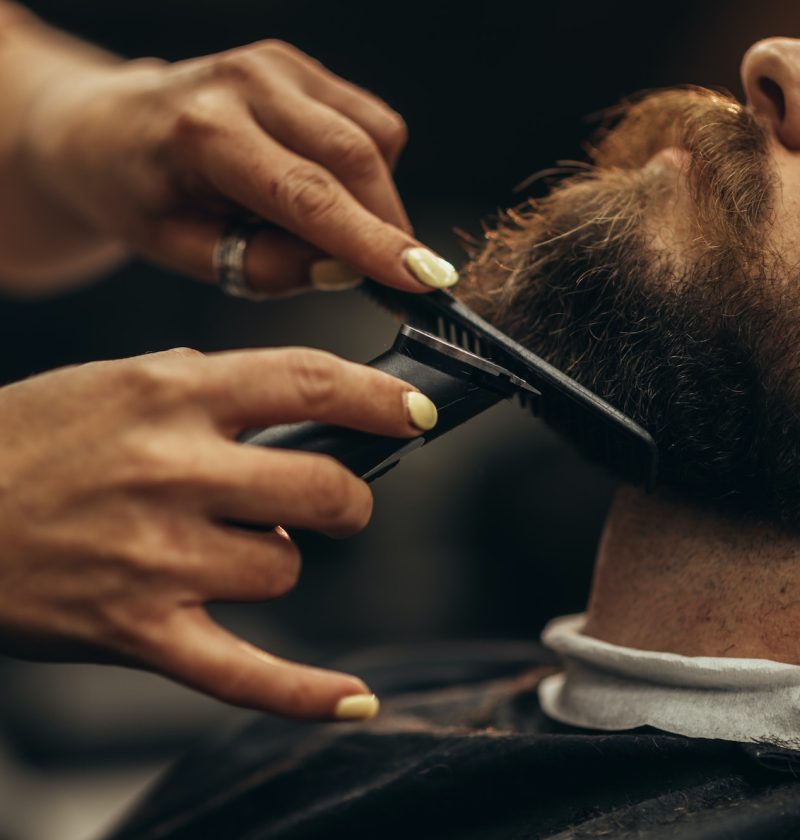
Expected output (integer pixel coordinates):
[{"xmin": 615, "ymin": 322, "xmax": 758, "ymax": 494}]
[{"xmin": 108, "ymin": 642, "xmax": 800, "ymax": 839}]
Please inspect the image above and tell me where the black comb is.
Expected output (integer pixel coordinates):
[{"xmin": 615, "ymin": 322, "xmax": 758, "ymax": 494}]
[{"xmin": 361, "ymin": 280, "xmax": 658, "ymax": 490}]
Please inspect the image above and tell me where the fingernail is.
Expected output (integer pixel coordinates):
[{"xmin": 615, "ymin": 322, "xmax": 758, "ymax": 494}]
[
  {"xmin": 403, "ymin": 247, "xmax": 459, "ymax": 289},
  {"xmin": 310, "ymin": 259, "xmax": 364, "ymax": 291},
  {"xmin": 334, "ymin": 693, "xmax": 380, "ymax": 721},
  {"xmin": 405, "ymin": 391, "xmax": 438, "ymax": 431}
]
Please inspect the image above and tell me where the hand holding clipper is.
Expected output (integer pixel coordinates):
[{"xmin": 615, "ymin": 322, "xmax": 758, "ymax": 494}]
[{"xmin": 244, "ymin": 325, "xmax": 538, "ymax": 482}]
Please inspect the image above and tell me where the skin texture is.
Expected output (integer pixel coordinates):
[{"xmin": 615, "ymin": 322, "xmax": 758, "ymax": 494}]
[
  {"xmin": 462, "ymin": 86, "xmax": 794, "ymax": 523},
  {"xmin": 0, "ymin": 3, "xmax": 447, "ymax": 295},
  {"xmin": 0, "ymin": 346, "xmax": 431, "ymax": 718},
  {"xmin": 585, "ymin": 38, "xmax": 800, "ymax": 659},
  {"xmin": 0, "ymin": 4, "xmax": 450, "ymax": 717},
  {"xmin": 456, "ymin": 38, "xmax": 800, "ymax": 660},
  {"xmin": 583, "ymin": 487, "xmax": 800, "ymax": 661}
]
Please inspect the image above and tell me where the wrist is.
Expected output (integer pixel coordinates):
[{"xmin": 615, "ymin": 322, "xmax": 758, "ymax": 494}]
[
  {"xmin": 16, "ymin": 62, "xmax": 167, "ymax": 247},
  {"xmin": 0, "ymin": 7, "xmax": 142, "ymax": 288},
  {"xmin": 0, "ymin": 10, "xmax": 122, "ymax": 230}
]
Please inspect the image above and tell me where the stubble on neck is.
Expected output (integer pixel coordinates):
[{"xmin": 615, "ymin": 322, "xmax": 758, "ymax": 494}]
[{"xmin": 583, "ymin": 487, "xmax": 800, "ymax": 662}]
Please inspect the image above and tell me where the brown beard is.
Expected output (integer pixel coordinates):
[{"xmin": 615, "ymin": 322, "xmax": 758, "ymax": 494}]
[{"xmin": 459, "ymin": 88, "xmax": 800, "ymax": 529}]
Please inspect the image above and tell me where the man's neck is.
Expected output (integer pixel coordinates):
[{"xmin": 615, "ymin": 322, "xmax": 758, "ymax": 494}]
[{"xmin": 583, "ymin": 487, "xmax": 800, "ymax": 662}]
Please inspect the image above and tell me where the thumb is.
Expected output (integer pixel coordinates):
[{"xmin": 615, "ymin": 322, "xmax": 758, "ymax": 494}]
[{"xmin": 151, "ymin": 607, "xmax": 379, "ymax": 720}]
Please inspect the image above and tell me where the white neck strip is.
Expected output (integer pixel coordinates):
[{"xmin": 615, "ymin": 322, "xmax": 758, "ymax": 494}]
[{"xmin": 539, "ymin": 613, "xmax": 800, "ymax": 750}]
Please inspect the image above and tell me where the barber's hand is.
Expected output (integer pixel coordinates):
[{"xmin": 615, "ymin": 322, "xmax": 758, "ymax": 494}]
[
  {"xmin": 22, "ymin": 41, "xmax": 458, "ymax": 295},
  {"xmin": 0, "ymin": 347, "xmax": 436, "ymax": 719}
]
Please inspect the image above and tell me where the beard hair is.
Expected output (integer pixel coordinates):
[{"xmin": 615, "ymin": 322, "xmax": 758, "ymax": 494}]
[{"xmin": 459, "ymin": 89, "xmax": 800, "ymax": 527}]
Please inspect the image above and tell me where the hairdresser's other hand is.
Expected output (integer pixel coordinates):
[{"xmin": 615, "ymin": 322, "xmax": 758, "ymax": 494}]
[
  {"xmin": 0, "ymin": 346, "xmax": 436, "ymax": 718},
  {"xmin": 20, "ymin": 40, "xmax": 458, "ymax": 295}
]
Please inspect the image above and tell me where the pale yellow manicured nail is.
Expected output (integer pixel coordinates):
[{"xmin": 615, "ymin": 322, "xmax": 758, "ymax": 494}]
[
  {"xmin": 334, "ymin": 693, "xmax": 380, "ymax": 721},
  {"xmin": 310, "ymin": 259, "xmax": 364, "ymax": 291},
  {"xmin": 403, "ymin": 247, "xmax": 459, "ymax": 289},
  {"xmin": 405, "ymin": 391, "xmax": 438, "ymax": 431}
]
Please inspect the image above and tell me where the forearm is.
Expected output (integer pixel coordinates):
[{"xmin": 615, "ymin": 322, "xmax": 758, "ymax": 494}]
[{"xmin": 0, "ymin": 3, "xmax": 127, "ymax": 295}]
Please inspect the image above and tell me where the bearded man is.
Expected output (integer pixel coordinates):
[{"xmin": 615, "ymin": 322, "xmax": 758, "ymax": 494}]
[{"xmin": 105, "ymin": 34, "xmax": 800, "ymax": 840}]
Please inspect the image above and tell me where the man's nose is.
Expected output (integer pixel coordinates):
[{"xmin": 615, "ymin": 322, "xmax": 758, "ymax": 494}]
[{"xmin": 741, "ymin": 37, "xmax": 800, "ymax": 150}]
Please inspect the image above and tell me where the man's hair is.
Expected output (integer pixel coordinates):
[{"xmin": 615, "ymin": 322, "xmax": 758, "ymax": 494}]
[{"xmin": 461, "ymin": 87, "xmax": 800, "ymax": 528}]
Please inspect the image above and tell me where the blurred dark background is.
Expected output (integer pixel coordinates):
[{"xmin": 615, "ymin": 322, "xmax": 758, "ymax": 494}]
[{"xmin": 0, "ymin": 2, "xmax": 797, "ymax": 837}]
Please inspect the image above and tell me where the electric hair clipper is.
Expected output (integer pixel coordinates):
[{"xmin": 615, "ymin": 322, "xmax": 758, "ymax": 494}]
[
  {"xmin": 243, "ymin": 324, "xmax": 538, "ymax": 482},
  {"xmin": 361, "ymin": 283, "xmax": 659, "ymax": 490}
]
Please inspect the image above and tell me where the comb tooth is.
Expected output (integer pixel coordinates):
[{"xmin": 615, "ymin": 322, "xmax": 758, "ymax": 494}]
[
  {"xmin": 459, "ymin": 328, "xmax": 471, "ymax": 350},
  {"xmin": 449, "ymin": 321, "xmax": 459, "ymax": 346},
  {"xmin": 421, "ymin": 313, "xmax": 436, "ymax": 334},
  {"xmin": 436, "ymin": 316, "xmax": 446, "ymax": 339},
  {"xmin": 473, "ymin": 335, "xmax": 483, "ymax": 356}
]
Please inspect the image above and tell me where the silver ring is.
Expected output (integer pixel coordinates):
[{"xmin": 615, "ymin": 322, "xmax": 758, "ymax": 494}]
[{"xmin": 213, "ymin": 224, "xmax": 267, "ymax": 301}]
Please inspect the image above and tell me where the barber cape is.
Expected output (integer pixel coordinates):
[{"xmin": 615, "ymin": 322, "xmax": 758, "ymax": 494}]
[
  {"xmin": 112, "ymin": 638, "xmax": 800, "ymax": 840},
  {"xmin": 540, "ymin": 613, "xmax": 800, "ymax": 751}
]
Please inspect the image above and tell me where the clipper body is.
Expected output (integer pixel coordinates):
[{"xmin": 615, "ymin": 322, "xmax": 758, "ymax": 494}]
[{"xmin": 244, "ymin": 325, "xmax": 537, "ymax": 482}]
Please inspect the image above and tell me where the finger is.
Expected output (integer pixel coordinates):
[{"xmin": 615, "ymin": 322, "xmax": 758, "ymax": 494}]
[
  {"xmin": 186, "ymin": 524, "xmax": 302, "ymax": 602},
  {"xmin": 309, "ymin": 80, "xmax": 409, "ymax": 171},
  {"xmin": 152, "ymin": 608, "xmax": 378, "ymax": 719},
  {"xmin": 196, "ymin": 116, "xmax": 457, "ymax": 292},
  {"xmin": 143, "ymin": 216, "xmax": 322, "ymax": 296},
  {"xmin": 265, "ymin": 42, "xmax": 409, "ymax": 169},
  {"xmin": 250, "ymin": 94, "xmax": 411, "ymax": 232},
  {"xmin": 201, "ymin": 346, "xmax": 437, "ymax": 435},
  {"xmin": 200, "ymin": 446, "xmax": 374, "ymax": 538}
]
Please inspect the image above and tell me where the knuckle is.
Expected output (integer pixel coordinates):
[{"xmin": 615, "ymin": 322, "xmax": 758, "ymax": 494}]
[
  {"xmin": 287, "ymin": 349, "xmax": 339, "ymax": 412},
  {"xmin": 283, "ymin": 676, "xmax": 317, "ymax": 716},
  {"xmin": 259, "ymin": 39, "xmax": 304, "ymax": 62},
  {"xmin": 124, "ymin": 350, "xmax": 203, "ymax": 405},
  {"xmin": 96, "ymin": 600, "xmax": 152, "ymax": 653},
  {"xmin": 214, "ymin": 669, "xmax": 249, "ymax": 706},
  {"xmin": 268, "ymin": 668, "xmax": 321, "ymax": 716},
  {"xmin": 212, "ymin": 51, "xmax": 261, "ymax": 86},
  {"xmin": 120, "ymin": 427, "xmax": 213, "ymax": 494},
  {"xmin": 282, "ymin": 681, "xmax": 305, "ymax": 714},
  {"xmin": 350, "ymin": 486, "xmax": 373, "ymax": 533},
  {"xmin": 168, "ymin": 94, "xmax": 228, "ymax": 146},
  {"xmin": 125, "ymin": 438, "xmax": 178, "ymax": 486},
  {"xmin": 272, "ymin": 164, "xmax": 339, "ymax": 222},
  {"xmin": 115, "ymin": 518, "xmax": 180, "ymax": 576},
  {"xmin": 375, "ymin": 111, "xmax": 408, "ymax": 155},
  {"xmin": 171, "ymin": 105, "xmax": 212, "ymax": 141},
  {"xmin": 150, "ymin": 516, "xmax": 199, "ymax": 568},
  {"xmin": 266, "ymin": 540, "xmax": 301, "ymax": 596},
  {"xmin": 307, "ymin": 457, "xmax": 360, "ymax": 527},
  {"xmin": 92, "ymin": 573, "xmax": 174, "ymax": 655},
  {"xmin": 167, "ymin": 346, "xmax": 204, "ymax": 361},
  {"xmin": 326, "ymin": 127, "xmax": 382, "ymax": 180}
]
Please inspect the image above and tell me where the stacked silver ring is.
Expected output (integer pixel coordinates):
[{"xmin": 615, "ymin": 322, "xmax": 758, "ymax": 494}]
[{"xmin": 213, "ymin": 224, "xmax": 267, "ymax": 301}]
